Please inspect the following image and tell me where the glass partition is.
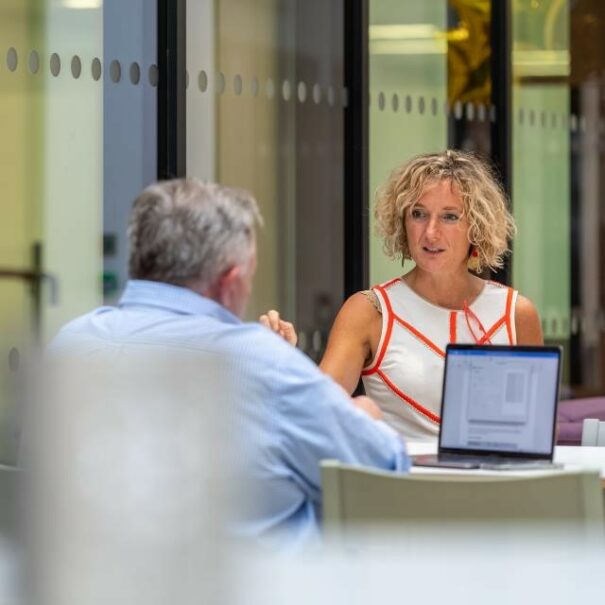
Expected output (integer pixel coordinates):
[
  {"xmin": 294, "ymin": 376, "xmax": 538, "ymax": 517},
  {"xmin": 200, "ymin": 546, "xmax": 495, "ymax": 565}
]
[
  {"xmin": 0, "ymin": 0, "xmax": 157, "ymax": 464},
  {"xmin": 367, "ymin": 0, "xmax": 605, "ymax": 399},
  {"xmin": 186, "ymin": 0, "xmax": 345, "ymax": 361},
  {"xmin": 511, "ymin": 0, "xmax": 570, "ymax": 374},
  {"xmin": 368, "ymin": 0, "xmax": 494, "ymax": 285},
  {"xmin": 567, "ymin": 0, "xmax": 605, "ymax": 396},
  {"xmin": 511, "ymin": 0, "xmax": 605, "ymax": 397}
]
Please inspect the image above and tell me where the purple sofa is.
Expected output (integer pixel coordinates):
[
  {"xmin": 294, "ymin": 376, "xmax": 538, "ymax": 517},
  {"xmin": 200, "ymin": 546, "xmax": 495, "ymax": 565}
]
[{"xmin": 557, "ymin": 397, "xmax": 605, "ymax": 445}]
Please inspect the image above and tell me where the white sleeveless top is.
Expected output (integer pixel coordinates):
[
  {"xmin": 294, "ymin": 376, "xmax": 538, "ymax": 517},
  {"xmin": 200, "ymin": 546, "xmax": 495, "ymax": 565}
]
[{"xmin": 362, "ymin": 278, "xmax": 518, "ymax": 441}]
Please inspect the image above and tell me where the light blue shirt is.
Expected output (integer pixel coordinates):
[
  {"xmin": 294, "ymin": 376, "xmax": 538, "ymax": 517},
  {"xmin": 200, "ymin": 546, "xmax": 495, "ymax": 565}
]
[{"xmin": 52, "ymin": 280, "xmax": 410, "ymax": 546}]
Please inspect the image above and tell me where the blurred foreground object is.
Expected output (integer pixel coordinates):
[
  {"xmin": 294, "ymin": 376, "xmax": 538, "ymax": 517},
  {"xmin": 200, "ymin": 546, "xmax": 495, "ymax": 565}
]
[
  {"xmin": 238, "ymin": 527, "xmax": 605, "ymax": 605},
  {"xmin": 26, "ymin": 346, "xmax": 234, "ymax": 605}
]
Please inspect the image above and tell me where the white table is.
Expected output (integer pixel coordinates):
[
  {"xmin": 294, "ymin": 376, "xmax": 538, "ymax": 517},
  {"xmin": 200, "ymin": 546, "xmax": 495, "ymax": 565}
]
[{"xmin": 406, "ymin": 442, "xmax": 605, "ymax": 487}]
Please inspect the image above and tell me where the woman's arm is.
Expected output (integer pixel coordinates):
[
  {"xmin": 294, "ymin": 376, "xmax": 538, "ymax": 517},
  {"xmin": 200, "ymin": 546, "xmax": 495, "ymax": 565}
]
[
  {"xmin": 515, "ymin": 295, "xmax": 544, "ymax": 345},
  {"xmin": 319, "ymin": 292, "xmax": 382, "ymax": 394}
]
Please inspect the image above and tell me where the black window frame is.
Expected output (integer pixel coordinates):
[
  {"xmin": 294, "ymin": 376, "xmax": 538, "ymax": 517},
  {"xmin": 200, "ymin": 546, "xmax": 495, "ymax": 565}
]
[{"xmin": 157, "ymin": 0, "xmax": 187, "ymax": 180}]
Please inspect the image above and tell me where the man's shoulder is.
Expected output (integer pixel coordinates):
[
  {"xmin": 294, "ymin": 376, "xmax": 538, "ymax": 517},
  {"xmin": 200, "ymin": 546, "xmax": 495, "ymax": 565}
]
[
  {"xmin": 51, "ymin": 306, "xmax": 320, "ymax": 384},
  {"xmin": 53, "ymin": 307, "xmax": 299, "ymax": 353},
  {"xmin": 221, "ymin": 321, "xmax": 314, "ymax": 368},
  {"xmin": 51, "ymin": 306, "xmax": 116, "ymax": 345}
]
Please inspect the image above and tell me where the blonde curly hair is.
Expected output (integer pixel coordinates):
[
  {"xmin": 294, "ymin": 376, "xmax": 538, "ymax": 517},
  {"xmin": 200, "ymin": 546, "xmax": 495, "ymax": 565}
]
[{"xmin": 374, "ymin": 150, "xmax": 516, "ymax": 273}]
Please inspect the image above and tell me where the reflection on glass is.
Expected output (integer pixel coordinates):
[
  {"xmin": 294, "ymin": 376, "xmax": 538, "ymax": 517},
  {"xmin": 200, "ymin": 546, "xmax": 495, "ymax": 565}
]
[{"xmin": 568, "ymin": 1, "xmax": 605, "ymax": 394}]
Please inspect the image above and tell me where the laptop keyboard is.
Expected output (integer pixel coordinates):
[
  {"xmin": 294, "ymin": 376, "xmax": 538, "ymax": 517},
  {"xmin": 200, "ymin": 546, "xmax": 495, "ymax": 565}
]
[{"xmin": 439, "ymin": 455, "xmax": 558, "ymax": 469}]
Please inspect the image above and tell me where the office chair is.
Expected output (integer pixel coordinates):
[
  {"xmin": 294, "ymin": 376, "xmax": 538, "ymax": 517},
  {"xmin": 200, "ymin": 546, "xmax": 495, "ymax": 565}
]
[{"xmin": 321, "ymin": 461, "xmax": 604, "ymax": 538}]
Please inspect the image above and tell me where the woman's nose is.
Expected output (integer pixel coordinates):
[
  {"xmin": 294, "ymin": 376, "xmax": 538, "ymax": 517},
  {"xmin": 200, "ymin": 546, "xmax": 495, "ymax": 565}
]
[{"xmin": 425, "ymin": 217, "xmax": 440, "ymax": 238}]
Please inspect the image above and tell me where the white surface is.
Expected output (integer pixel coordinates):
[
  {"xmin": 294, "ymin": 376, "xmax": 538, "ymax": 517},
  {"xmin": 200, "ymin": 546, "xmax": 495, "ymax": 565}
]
[
  {"xmin": 406, "ymin": 441, "xmax": 605, "ymax": 480},
  {"xmin": 555, "ymin": 446, "xmax": 605, "ymax": 477},
  {"xmin": 581, "ymin": 418, "xmax": 601, "ymax": 446},
  {"xmin": 240, "ymin": 534, "xmax": 605, "ymax": 605}
]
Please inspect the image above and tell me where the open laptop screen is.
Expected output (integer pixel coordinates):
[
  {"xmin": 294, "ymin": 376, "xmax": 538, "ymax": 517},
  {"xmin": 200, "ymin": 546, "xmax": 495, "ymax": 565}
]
[{"xmin": 440, "ymin": 346, "xmax": 561, "ymax": 456}]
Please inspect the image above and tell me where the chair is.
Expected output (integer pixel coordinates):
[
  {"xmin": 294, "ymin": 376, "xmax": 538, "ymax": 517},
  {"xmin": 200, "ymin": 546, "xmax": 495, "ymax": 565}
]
[
  {"xmin": 581, "ymin": 419, "xmax": 605, "ymax": 446},
  {"xmin": 321, "ymin": 461, "xmax": 604, "ymax": 537}
]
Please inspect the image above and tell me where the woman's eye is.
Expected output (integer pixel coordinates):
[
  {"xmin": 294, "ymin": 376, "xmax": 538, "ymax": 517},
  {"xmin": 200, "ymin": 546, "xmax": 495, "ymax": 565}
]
[
  {"xmin": 410, "ymin": 209, "xmax": 426, "ymax": 220},
  {"xmin": 442, "ymin": 213, "xmax": 460, "ymax": 222}
]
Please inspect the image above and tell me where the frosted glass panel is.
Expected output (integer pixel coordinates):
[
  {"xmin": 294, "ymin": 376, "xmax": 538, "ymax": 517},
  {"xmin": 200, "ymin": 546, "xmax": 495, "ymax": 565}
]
[
  {"xmin": 42, "ymin": 2, "xmax": 104, "ymax": 340},
  {"xmin": 511, "ymin": 1, "xmax": 570, "ymax": 345},
  {"xmin": 186, "ymin": 0, "xmax": 346, "ymax": 361}
]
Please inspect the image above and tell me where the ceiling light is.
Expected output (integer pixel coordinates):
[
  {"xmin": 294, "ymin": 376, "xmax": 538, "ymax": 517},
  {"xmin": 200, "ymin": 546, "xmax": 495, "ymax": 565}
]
[
  {"xmin": 369, "ymin": 24, "xmax": 437, "ymax": 40},
  {"xmin": 63, "ymin": 0, "xmax": 102, "ymax": 9},
  {"xmin": 370, "ymin": 39, "xmax": 447, "ymax": 55}
]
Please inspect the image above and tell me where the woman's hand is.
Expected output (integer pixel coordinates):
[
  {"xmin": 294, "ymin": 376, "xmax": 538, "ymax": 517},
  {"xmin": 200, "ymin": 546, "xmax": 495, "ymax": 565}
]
[{"xmin": 259, "ymin": 309, "xmax": 298, "ymax": 346}]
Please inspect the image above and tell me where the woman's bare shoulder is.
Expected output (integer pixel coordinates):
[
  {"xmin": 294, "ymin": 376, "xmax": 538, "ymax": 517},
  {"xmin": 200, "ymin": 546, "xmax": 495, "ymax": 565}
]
[
  {"xmin": 335, "ymin": 291, "xmax": 382, "ymax": 326},
  {"xmin": 515, "ymin": 294, "xmax": 540, "ymax": 320},
  {"xmin": 514, "ymin": 294, "xmax": 543, "ymax": 345},
  {"xmin": 321, "ymin": 291, "xmax": 383, "ymax": 390}
]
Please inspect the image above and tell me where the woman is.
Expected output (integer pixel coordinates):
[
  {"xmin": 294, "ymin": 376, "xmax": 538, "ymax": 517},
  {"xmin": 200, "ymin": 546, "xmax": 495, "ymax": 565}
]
[{"xmin": 263, "ymin": 150, "xmax": 543, "ymax": 440}]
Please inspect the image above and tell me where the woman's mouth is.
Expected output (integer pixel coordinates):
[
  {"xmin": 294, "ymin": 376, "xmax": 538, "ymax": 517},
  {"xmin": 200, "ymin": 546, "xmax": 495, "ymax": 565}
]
[{"xmin": 422, "ymin": 246, "xmax": 444, "ymax": 255}]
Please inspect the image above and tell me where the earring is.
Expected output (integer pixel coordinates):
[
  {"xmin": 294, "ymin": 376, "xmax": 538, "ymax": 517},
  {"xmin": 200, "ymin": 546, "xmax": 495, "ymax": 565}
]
[{"xmin": 471, "ymin": 248, "xmax": 478, "ymax": 258}]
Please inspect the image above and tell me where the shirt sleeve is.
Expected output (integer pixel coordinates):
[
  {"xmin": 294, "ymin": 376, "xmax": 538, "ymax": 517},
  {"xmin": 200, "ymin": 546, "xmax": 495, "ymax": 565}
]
[{"xmin": 271, "ymin": 348, "xmax": 410, "ymax": 502}]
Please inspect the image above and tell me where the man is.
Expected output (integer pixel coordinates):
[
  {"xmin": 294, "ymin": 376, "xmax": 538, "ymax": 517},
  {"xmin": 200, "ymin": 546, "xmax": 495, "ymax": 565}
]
[{"xmin": 52, "ymin": 179, "xmax": 410, "ymax": 546}]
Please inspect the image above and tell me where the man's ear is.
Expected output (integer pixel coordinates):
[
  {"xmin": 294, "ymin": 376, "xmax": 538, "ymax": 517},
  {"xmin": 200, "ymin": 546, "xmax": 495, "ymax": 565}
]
[
  {"xmin": 201, "ymin": 265, "xmax": 241, "ymax": 304},
  {"xmin": 214, "ymin": 264, "xmax": 242, "ymax": 309},
  {"xmin": 218, "ymin": 265, "xmax": 241, "ymax": 290}
]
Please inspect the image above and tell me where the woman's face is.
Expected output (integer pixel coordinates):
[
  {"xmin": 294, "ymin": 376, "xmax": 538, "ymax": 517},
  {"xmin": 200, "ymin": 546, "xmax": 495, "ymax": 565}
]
[{"xmin": 405, "ymin": 179, "xmax": 470, "ymax": 276}]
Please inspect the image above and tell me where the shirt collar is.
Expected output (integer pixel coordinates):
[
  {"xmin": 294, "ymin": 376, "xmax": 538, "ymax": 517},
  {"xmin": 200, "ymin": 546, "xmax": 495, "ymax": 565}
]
[{"xmin": 118, "ymin": 280, "xmax": 241, "ymax": 324}]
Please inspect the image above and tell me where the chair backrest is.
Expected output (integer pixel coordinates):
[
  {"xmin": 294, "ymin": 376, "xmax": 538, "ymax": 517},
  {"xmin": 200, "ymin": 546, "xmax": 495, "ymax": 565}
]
[
  {"xmin": 321, "ymin": 461, "xmax": 604, "ymax": 536},
  {"xmin": 581, "ymin": 419, "xmax": 605, "ymax": 446}
]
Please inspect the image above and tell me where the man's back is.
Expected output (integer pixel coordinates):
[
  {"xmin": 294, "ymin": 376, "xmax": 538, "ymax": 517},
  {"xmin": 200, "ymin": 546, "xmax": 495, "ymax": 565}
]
[{"xmin": 50, "ymin": 280, "xmax": 409, "ymax": 547}]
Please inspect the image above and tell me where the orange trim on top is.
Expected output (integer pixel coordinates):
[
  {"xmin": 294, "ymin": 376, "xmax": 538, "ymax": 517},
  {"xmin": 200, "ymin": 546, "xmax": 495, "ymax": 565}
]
[
  {"xmin": 478, "ymin": 316, "xmax": 505, "ymax": 344},
  {"xmin": 377, "ymin": 369, "xmax": 441, "ymax": 424},
  {"xmin": 392, "ymin": 313, "xmax": 446, "ymax": 357},
  {"xmin": 365, "ymin": 281, "xmax": 447, "ymax": 374},
  {"xmin": 449, "ymin": 311, "xmax": 457, "ymax": 343},
  {"xmin": 362, "ymin": 284, "xmax": 395, "ymax": 375},
  {"xmin": 362, "ymin": 314, "xmax": 394, "ymax": 376},
  {"xmin": 504, "ymin": 287, "xmax": 514, "ymax": 344},
  {"xmin": 383, "ymin": 277, "xmax": 403, "ymax": 289},
  {"xmin": 374, "ymin": 284, "xmax": 394, "ymax": 316},
  {"xmin": 370, "ymin": 277, "xmax": 401, "ymax": 291},
  {"xmin": 364, "ymin": 280, "xmax": 514, "ymax": 375},
  {"xmin": 474, "ymin": 288, "xmax": 515, "ymax": 345}
]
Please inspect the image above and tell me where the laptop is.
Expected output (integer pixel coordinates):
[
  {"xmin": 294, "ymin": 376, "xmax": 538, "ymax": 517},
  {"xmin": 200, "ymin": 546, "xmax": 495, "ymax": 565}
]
[{"xmin": 413, "ymin": 344, "xmax": 562, "ymax": 470}]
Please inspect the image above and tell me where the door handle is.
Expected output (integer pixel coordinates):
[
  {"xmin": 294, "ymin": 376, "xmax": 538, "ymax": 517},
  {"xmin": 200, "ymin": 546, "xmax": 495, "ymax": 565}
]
[
  {"xmin": 0, "ymin": 243, "xmax": 58, "ymax": 343},
  {"xmin": 0, "ymin": 269, "xmax": 59, "ymax": 305}
]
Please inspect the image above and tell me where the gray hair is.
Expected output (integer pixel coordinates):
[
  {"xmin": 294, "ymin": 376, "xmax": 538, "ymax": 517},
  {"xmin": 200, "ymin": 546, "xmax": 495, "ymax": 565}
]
[{"xmin": 128, "ymin": 178, "xmax": 262, "ymax": 289}]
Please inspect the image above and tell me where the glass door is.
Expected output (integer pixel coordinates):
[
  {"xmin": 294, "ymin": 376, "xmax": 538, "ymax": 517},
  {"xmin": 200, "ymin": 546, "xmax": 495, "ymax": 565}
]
[{"xmin": 0, "ymin": 0, "xmax": 158, "ymax": 463}]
